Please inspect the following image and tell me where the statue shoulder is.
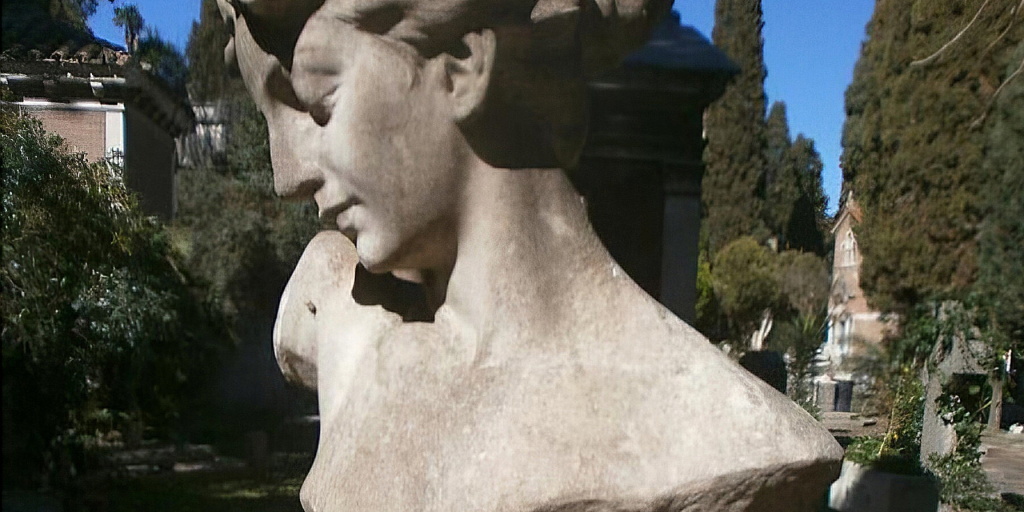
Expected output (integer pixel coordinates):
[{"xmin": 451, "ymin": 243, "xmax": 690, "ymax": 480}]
[{"xmin": 274, "ymin": 231, "xmax": 361, "ymax": 389}]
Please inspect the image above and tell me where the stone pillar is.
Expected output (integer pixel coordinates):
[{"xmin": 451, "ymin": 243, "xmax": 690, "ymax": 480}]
[{"xmin": 659, "ymin": 169, "xmax": 701, "ymax": 323}]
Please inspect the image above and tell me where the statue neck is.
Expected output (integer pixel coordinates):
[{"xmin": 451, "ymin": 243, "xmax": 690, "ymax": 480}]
[{"xmin": 429, "ymin": 164, "xmax": 611, "ymax": 342}]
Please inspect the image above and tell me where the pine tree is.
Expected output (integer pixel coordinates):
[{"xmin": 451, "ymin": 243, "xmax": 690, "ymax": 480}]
[
  {"xmin": 840, "ymin": 0, "xmax": 1022, "ymax": 314},
  {"xmin": 701, "ymin": 0, "xmax": 769, "ymax": 256}
]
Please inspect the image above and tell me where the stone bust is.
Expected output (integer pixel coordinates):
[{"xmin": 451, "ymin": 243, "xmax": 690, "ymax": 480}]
[{"xmin": 217, "ymin": 1, "xmax": 843, "ymax": 510}]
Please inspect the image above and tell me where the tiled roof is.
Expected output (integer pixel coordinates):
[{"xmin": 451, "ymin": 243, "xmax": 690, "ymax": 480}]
[
  {"xmin": 1, "ymin": 1, "xmax": 129, "ymax": 69},
  {"xmin": 2, "ymin": 2, "xmax": 193, "ymax": 136}
]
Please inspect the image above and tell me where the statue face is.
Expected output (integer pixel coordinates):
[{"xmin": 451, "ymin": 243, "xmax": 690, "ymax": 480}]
[{"xmin": 233, "ymin": 11, "xmax": 466, "ymax": 273}]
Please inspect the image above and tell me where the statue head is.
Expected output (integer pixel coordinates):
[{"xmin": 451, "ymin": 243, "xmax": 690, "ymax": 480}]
[{"xmin": 218, "ymin": 0, "xmax": 670, "ymax": 273}]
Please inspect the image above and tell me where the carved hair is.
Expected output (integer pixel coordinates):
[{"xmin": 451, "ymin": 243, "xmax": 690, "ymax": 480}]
[{"xmin": 225, "ymin": 0, "xmax": 671, "ymax": 168}]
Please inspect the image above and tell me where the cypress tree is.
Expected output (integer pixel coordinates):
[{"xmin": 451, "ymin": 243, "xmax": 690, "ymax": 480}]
[
  {"xmin": 702, "ymin": 0, "xmax": 769, "ymax": 256},
  {"xmin": 977, "ymin": 40, "xmax": 1024, "ymax": 343},
  {"xmin": 763, "ymin": 101, "xmax": 827, "ymax": 255},
  {"xmin": 841, "ymin": 0, "xmax": 1022, "ymax": 314},
  {"xmin": 785, "ymin": 134, "xmax": 827, "ymax": 255},
  {"xmin": 762, "ymin": 101, "xmax": 793, "ymax": 242}
]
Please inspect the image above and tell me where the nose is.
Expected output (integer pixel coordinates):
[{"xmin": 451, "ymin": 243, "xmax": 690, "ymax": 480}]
[{"xmin": 267, "ymin": 112, "xmax": 323, "ymax": 200}]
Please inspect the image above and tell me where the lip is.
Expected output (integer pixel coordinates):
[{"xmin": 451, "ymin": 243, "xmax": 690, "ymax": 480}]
[{"xmin": 318, "ymin": 197, "xmax": 359, "ymax": 227}]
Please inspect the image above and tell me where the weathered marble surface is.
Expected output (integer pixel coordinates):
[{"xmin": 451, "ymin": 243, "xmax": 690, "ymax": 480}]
[{"xmin": 219, "ymin": 0, "xmax": 844, "ymax": 510}]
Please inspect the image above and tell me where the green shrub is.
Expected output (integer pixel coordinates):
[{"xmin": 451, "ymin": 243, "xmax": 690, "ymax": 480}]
[
  {"xmin": 1, "ymin": 107, "xmax": 228, "ymax": 488},
  {"xmin": 843, "ymin": 370, "xmax": 926, "ymax": 476}
]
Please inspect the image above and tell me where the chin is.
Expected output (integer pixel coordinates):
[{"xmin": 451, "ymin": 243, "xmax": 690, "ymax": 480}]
[{"xmin": 354, "ymin": 237, "xmax": 399, "ymax": 275}]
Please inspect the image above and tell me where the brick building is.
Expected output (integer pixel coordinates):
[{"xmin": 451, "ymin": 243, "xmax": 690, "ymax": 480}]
[{"xmin": 2, "ymin": 10, "xmax": 193, "ymax": 220}]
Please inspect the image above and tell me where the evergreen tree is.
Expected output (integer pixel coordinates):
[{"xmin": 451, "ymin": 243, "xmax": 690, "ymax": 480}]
[
  {"xmin": 762, "ymin": 101, "xmax": 797, "ymax": 246},
  {"xmin": 762, "ymin": 101, "xmax": 827, "ymax": 255},
  {"xmin": 136, "ymin": 28, "xmax": 188, "ymax": 95},
  {"xmin": 764, "ymin": 101, "xmax": 791, "ymax": 191},
  {"xmin": 841, "ymin": 0, "xmax": 1022, "ymax": 314},
  {"xmin": 186, "ymin": 0, "xmax": 232, "ymax": 102},
  {"xmin": 180, "ymin": 0, "xmax": 317, "ymax": 328},
  {"xmin": 784, "ymin": 134, "xmax": 827, "ymax": 255},
  {"xmin": 976, "ymin": 40, "xmax": 1024, "ymax": 345},
  {"xmin": 701, "ymin": 0, "xmax": 769, "ymax": 256}
]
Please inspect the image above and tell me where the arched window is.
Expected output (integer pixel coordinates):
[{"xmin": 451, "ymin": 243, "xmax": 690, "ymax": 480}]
[{"xmin": 841, "ymin": 230, "xmax": 857, "ymax": 266}]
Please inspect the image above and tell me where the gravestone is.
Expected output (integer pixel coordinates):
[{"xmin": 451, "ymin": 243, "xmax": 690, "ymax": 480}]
[
  {"xmin": 817, "ymin": 378, "xmax": 838, "ymax": 413},
  {"xmin": 920, "ymin": 332, "xmax": 989, "ymax": 464},
  {"xmin": 217, "ymin": 0, "xmax": 844, "ymax": 510},
  {"xmin": 740, "ymin": 350, "xmax": 788, "ymax": 393},
  {"xmin": 835, "ymin": 380, "xmax": 854, "ymax": 413}
]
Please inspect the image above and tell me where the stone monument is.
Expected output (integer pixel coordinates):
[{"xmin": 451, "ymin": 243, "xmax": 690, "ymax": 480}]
[{"xmin": 218, "ymin": 0, "xmax": 844, "ymax": 510}]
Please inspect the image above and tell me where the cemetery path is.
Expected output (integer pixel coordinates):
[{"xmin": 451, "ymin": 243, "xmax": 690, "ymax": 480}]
[
  {"xmin": 980, "ymin": 430, "xmax": 1024, "ymax": 498},
  {"xmin": 821, "ymin": 411, "xmax": 887, "ymax": 448}
]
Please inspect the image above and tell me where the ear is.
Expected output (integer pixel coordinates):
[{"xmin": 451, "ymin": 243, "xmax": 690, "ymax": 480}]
[{"xmin": 443, "ymin": 29, "xmax": 496, "ymax": 122}]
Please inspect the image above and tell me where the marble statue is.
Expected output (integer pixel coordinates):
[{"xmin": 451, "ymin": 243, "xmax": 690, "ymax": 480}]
[{"xmin": 217, "ymin": 0, "xmax": 844, "ymax": 510}]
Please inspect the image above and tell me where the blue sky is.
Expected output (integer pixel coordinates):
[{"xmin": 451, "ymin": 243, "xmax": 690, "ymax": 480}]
[{"xmin": 89, "ymin": 0, "xmax": 874, "ymax": 215}]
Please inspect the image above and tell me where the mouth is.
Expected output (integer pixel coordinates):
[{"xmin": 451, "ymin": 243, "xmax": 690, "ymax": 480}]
[{"xmin": 318, "ymin": 198, "xmax": 359, "ymax": 238}]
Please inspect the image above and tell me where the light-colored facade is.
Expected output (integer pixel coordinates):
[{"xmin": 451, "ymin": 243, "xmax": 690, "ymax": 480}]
[{"xmin": 816, "ymin": 192, "xmax": 891, "ymax": 411}]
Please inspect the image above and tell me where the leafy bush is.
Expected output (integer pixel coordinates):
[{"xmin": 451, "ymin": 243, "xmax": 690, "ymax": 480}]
[
  {"xmin": 1, "ymin": 107, "xmax": 228, "ymax": 487},
  {"xmin": 928, "ymin": 386, "xmax": 1013, "ymax": 512},
  {"xmin": 843, "ymin": 370, "xmax": 926, "ymax": 476}
]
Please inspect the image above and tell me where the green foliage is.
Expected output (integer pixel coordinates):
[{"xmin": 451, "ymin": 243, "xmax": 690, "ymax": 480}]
[
  {"xmin": 844, "ymin": 371, "xmax": 926, "ymax": 476},
  {"xmin": 843, "ymin": 436, "xmax": 885, "ymax": 466},
  {"xmin": 176, "ymin": 99, "xmax": 317, "ymax": 323},
  {"xmin": 776, "ymin": 250, "xmax": 829, "ymax": 318},
  {"xmin": 711, "ymin": 236, "xmax": 779, "ymax": 343},
  {"xmin": 113, "ymin": 3, "xmax": 143, "ymax": 52},
  {"xmin": 841, "ymin": 0, "xmax": 1024, "ymax": 315},
  {"xmin": 770, "ymin": 312, "xmax": 825, "ymax": 413},
  {"xmin": 178, "ymin": 3, "xmax": 317, "ymax": 379},
  {"xmin": 137, "ymin": 28, "xmax": 188, "ymax": 96},
  {"xmin": 928, "ymin": 389, "xmax": 1013, "ymax": 511},
  {"xmin": 1, "ymin": 109, "xmax": 228, "ymax": 487},
  {"xmin": 1, "ymin": 0, "xmax": 109, "ymax": 51},
  {"xmin": 976, "ymin": 40, "xmax": 1024, "ymax": 352},
  {"xmin": 702, "ymin": 0, "xmax": 769, "ymax": 256},
  {"xmin": 47, "ymin": 0, "xmax": 112, "ymax": 28},
  {"xmin": 694, "ymin": 249, "xmax": 726, "ymax": 340},
  {"xmin": 763, "ymin": 102, "xmax": 795, "ymax": 240},
  {"xmin": 892, "ymin": 298, "xmax": 1014, "ymax": 379},
  {"xmin": 783, "ymin": 135, "xmax": 828, "ymax": 254},
  {"xmin": 703, "ymin": 236, "xmax": 831, "ymax": 403},
  {"xmin": 186, "ymin": 0, "xmax": 233, "ymax": 103},
  {"xmin": 768, "ymin": 250, "xmax": 829, "ymax": 405},
  {"xmin": 763, "ymin": 103, "xmax": 828, "ymax": 255}
]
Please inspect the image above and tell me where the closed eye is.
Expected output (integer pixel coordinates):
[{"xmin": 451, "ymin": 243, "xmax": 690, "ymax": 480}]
[
  {"xmin": 306, "ymin": 84, "xmax": 338, "ymax": 126},
  {"xmin": 291, "ymin": 64, "xmax": 341, "ymax": 126}
]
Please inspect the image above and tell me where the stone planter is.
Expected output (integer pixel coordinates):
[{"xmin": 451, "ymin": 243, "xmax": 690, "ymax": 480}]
[{"xmin": 829, "ymin": 459, "xmax": 939, "ymax": 512}]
